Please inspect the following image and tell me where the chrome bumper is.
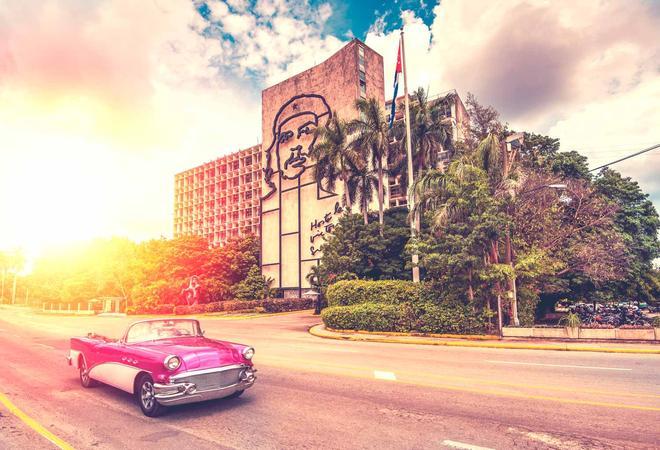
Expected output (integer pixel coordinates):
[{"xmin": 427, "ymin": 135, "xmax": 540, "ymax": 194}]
[{"xmin": 154, "ymin": 366, "xmax": 256, "ymax": 406}]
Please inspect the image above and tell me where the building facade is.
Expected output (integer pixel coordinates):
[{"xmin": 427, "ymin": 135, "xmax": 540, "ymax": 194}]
[
  {"xmin": 173, "ymin": 144, "xmax": 261, "ymax": 246},
  {"xmin": 174, "ymin": 39, "xmax": 467, "ymax": 296},
  {"xmin": 260, "ymin": 39, "xmax": 384, "ymax": 297}
]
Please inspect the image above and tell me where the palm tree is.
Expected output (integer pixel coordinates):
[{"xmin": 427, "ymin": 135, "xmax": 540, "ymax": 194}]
[
  {"xmin": 349, "ymin": 97, "xmax": 391, "ymax": 235},
  {"xmin": 390, "ymin": 88, "xmax": 455, "ymax": 193},
  {"xmin": 305, "ymin": 264, "xmax": 327, "ymax": 315},
  {"xmin": 310, "ymin": 113, "xmax": 355, "ymax": 209},
  {"xmin": 345, "ymin": 155, "xmax": 378, "ymax": 225}
]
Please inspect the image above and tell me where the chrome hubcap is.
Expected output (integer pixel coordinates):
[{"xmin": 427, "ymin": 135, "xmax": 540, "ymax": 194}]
[
  {"xmin": 141, "ymin": 381, "xmax": 155, "ymax": 410},
  {"xmin": 80, "ymin": 360, "xmax": 89, "ymax": 383}
]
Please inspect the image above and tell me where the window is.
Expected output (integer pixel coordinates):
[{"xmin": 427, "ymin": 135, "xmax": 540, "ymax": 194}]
[
  {"xmin": 358, "ymin": 46, "xmax": 365, "ymax": 71},
  {"xmin": 359, "ymin": 70, "xmax": 366, "ymax": 98}
]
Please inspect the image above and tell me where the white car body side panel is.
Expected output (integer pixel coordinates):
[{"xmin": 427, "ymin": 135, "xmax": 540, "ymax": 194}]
[
  {"xmin": 89, "ymin": 362, "xmax": 142, "ymax": 393},
  {"xmin": 69, "ymin": 350, "xmax": 82, "ymax": 369}
]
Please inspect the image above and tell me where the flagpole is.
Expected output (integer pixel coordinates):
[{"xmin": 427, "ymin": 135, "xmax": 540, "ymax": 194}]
[{"xmin": 400, "ymin": 28, "xmax": 420, "ymax": 283}]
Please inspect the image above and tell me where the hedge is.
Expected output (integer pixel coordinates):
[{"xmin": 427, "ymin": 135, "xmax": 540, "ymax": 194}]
[
  {"xmin": 322, "ymin": 302, "xmax": 488, "ymax": 335},
  {"xmin": 262, "ymin": 297, "xmax": 315, "ymax": 313},
  {"xmin": 126, "ymin": 304, "xmax": 175, "ymax": 315},
  {"xmin": 321, "ymin": 303, "xmax": 403, "ymax": 332},
  {"xmin": 127, "ymin": 297, "xmax": 315, "ymax": 315},
  {"xmin": 326, "ymin": 280, "xmax": 421, "ymax": 307}
]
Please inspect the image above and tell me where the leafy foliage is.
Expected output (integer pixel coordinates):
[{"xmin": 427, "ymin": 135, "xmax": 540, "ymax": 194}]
[
  {"xmin": 326, "ymin": 279, "xmax": 421, "ymax": 307},
  {"xmin": 320, "ymin": 208, "xmax": 413, "ymax": 281},
  {"xmin": 321, "ymin": 301, "xmax": 488, "ymax": 334},
  {"xmin": 26, "ymin": 235, "xmax": 261, "ymax": 310}
]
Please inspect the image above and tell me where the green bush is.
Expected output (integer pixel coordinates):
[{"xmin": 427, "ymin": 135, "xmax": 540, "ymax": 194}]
[
  {"xmin": 516, "ymin": 287, "xmax": 540, "ymax": 327},
  {"xmin": 262, "ymin": 297, "xmax": 315, "ymax": 313},
  {"xmin": 126, "ymin": 304, "xmax": 175, "ymax": 315},
  {"xmin": 322, "ymin": 303, "xmax": 402, "ymax": 331},
  {"xmin": 413, "ymin": 303, "xmax": 487, "ymax": 334},
  {"xmin": 322, "ymin": 301, "xmax": 488, "ymax": 334},
  {"xmin": 223, "ymin": 300, "xmax": 261, "ymax": 311},
  {"xmin": 326, "ymin": 280, "xmax": 421, "ymax": 307}
]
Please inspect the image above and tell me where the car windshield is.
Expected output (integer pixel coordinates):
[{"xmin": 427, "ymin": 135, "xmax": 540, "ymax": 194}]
[{"xmin": 125, "ymin": 319, "xmax": 201, "ymax": 343}]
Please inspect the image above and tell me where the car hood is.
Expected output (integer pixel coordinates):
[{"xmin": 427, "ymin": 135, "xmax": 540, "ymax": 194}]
[{"xmin": 132, "ymin": 337, "xmax": 244, "ymax": 370}]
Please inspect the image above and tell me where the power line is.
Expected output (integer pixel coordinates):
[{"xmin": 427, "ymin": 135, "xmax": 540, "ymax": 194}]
[{"xmin": 589, "ymin": 143, "xmax": 660, "ymax": 173}]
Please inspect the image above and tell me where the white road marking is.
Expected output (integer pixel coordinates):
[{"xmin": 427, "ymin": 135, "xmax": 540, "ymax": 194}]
[
  {"xmin": 442, "ymin": 440, "xmax": 494, "ymax": 450},
  {"xmin": 374, "ymin": 370, "xmax": 397, "ymax": 381},
  {"xmin": 486, "ymin": 360, "xmax": 631, "ymax": 371}
]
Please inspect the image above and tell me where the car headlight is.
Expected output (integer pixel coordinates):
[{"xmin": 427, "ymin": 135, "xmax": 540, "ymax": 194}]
[
  {"xmin": 164, "ymin": 355, "xmax": 181, "ymax": 370},
  {"xmin": 242, "ymin": 347, "xmax": 255, "ymax": 360}
]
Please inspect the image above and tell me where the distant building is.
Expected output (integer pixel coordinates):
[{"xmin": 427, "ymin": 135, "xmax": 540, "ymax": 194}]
[
  {"xmin": 173, "ymin": 144, "xmax": 261, "ymax": 246},
  {"xmin": 174, "ymin": 39, "xmax": 468, "ymax": 295},
  {"xmin": 385, "ymin": 90, "xmax": 469, "ymax": 208}
]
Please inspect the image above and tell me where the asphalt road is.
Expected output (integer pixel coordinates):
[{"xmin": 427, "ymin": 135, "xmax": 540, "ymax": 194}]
[{"xmin": 0, "ymin": 307, "xmax": 658, "ymax": 450}]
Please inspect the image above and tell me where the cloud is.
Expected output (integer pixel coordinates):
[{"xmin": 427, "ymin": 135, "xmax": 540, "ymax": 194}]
[
  {"xmin": 365, "ymin": 0, "xmax": 660, "ymax": 206},
  {"xmin": 0, "ymin": 0, "xmax": 262, "ymax": 250},
  {"xmin": 202, "ymin": 0, "xmax": 345, "ymax": 85}
]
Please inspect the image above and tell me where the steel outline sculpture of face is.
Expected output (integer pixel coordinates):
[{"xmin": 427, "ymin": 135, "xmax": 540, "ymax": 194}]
[{"xmin": 262, "ymin": 94, "xmax": 331, "ymax": 199}]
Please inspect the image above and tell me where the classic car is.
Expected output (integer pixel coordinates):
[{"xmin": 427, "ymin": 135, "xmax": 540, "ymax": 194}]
[{"xmin": 67, "ymin": 318, "xmax": 256, "ymax": 416}]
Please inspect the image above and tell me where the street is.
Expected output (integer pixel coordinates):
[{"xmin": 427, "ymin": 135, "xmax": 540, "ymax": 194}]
[{"xmin": 0, "ymin": 307, "xmax": 659, "ymax": 449}]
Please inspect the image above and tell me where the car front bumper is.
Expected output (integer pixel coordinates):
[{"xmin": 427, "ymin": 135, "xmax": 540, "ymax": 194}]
[{"xmin": 153, "ymin": 365, "xmax": 256, "ymax": 406}]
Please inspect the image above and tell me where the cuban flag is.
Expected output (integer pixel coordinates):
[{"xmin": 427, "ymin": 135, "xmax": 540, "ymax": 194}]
[{"xmin": 389, "ymin": 40, "xmax": 402, "ymax": 129}]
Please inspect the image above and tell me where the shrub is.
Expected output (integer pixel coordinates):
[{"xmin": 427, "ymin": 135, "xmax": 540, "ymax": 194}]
[
  {"xmin": 223, "ymin": 300, "xmax": 261, "ymax": 311},
  {"xmin": 262, "ymin": 297, "xmax": 315, "ymax": 313},
  {"xmin": 322, "ymin": 303, "xmax": 402, "ymax": 332},
  {"xmin": 413, "ymin": 303, "xmax": 487, "ymax": 334},
  {"xmin": 653, "ymin": 316, "xmax": 660, "ymax": 328},
  {"xmin": 326, "ymin": 280, "xmax": 421, "ymax": 307},
  {"xmin": 174, "ymin": 305, "xmax": 191, "ymax": 315},
  {"xmin": 322, "ymin": 302, "xmax": 488, "ymax": 334},
  {"xmin": 204, "ymin": 302, "xmax": 224, "ymax": 313},
  {"xmin": 126, "ymin": 304, "xmax": 175, "ymax": 315},
  {"xmin": 516, "ymin": 287, "xmax": 539, "ymax": 327}
]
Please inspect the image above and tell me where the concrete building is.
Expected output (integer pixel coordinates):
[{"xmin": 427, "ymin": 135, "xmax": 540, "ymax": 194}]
[
  {"xmin": 173, "ymin": 144, "xmax": 261, "ymax": 246},
  {"xmin": 385, "ymin": 90, "xmax": 470, "ymax": 208},
  {"xmin": 174, "ymin": 39, "xmax": 467, "ymax": 296}
]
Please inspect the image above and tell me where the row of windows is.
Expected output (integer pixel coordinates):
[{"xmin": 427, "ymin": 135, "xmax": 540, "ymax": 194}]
[{"xmin": 358, "ymin": 46, "xmax": 366, "ymax": 98}]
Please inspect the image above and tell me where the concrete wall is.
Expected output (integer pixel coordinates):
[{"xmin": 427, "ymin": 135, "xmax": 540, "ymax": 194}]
[{"xmin": 260, "ymin": 39, "xmax": 384, "ymax": 296}]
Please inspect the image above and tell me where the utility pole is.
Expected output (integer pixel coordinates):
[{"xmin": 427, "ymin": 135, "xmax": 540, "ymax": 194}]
[{"xmin": 400, "ymin": 27, "xmax": 420, "ymax": 283}]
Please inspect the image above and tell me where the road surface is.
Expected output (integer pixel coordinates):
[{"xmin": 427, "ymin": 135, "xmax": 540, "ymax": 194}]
[{"xmin": 0, "ymin": 307, "xmax": 658, "ymax": 449}]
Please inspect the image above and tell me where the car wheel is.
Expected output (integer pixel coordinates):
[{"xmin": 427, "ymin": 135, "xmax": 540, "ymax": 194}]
[
  {"xmin": 227, "ymin": 389, "xmax": 245, "ymax": 399},
  {"xmin": 79, "ymin": 355, "xmax": 97, "ymax": 388},
  {"xmin": 137, "ymin": 374, "xmax": 164, "ymax": 417}
]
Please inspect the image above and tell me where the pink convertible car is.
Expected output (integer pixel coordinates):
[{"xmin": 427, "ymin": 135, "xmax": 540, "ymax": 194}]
[{"xmin": 67, "ymin": 318, "xmax": 256, "ymax": 416}]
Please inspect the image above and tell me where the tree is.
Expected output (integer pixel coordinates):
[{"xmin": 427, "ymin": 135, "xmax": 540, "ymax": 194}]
[
  {"xmin": 310, "ymin": 113, "xmax": 355, "ymax": 209},
  {"xmin": 321, "ymin": 208, "xmax": 413, "ymax": 281},
  {"xmin": 464, "ymin": 92, "xmax": 505, "ymax": 145},
  {"xmin": 594, "ymin": 169, "xmax": 660, "ymax": 303},
  {"xmin": 390, "ymin": 88, "xmax": 455, "ymax": 191},
  {"xmin": 546, "ymin": 151, "xmax": 591, "ymax": 180},
  {"xmin": 233, "ymin": 265, "xmax": 271, "ymax": 300},
  {"xmin": 345, "ymin": 154, "xmax": 377, "ymax": 225},
  {"xmin": 349, "ymin": 97, "xmax": 391, "ymax": 235}
]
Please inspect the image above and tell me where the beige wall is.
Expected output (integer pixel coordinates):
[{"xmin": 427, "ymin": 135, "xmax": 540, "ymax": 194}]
[{"xmin": 260, "ymin": 39, "xmax": 384, "ymax": 296}]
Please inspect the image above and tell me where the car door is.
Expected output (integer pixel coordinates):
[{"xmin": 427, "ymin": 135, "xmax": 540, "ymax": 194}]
[{"xmin": 88, "ymin": 341, "xmax": 141, "ymax": 393}]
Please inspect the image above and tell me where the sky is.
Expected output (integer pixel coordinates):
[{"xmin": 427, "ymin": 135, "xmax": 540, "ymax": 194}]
[{"xmin": 0, "ymin": 0, "xmax": 659, "ymax": 256}]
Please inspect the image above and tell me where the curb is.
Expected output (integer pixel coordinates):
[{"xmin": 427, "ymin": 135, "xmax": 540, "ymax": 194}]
[
  {"xmin": 309, "ymin": 324, "xmax": 660, "ymax": 354},
  {"xmin": 127, "ymin": 309, "xmax": 315, "ymax": 320}
]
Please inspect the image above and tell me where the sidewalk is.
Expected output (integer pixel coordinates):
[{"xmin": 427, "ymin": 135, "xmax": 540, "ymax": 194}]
[{"xmin": 309, "ymin": 324, "xmax": 660, "ymax": 354}]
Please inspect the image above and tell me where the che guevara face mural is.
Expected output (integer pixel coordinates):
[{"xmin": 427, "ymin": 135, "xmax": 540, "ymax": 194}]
[{"xmin": 262, "ymin": 94, "xmax": 331, "ymax": 200}]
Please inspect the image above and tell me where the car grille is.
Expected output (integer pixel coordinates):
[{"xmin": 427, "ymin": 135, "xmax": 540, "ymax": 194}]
[{"xmin": 175, "ymin": 368, "xmax": 242, "ymax": 391}]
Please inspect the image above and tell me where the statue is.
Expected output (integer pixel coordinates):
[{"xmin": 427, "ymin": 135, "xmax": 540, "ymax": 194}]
[{"xmin": 180, "ymin": 275, "xmax": 202, "ymax": 306}]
